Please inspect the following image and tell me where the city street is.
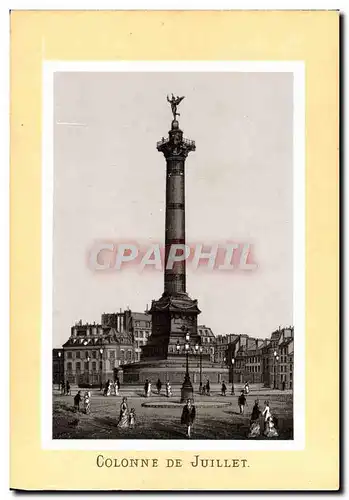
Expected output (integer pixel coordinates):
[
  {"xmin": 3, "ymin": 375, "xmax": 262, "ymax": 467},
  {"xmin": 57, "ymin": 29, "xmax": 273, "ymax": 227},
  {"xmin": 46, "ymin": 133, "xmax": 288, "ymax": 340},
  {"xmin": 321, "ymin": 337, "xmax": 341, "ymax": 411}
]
[{"xmin": 53, "ymin": 383, "xmax": 293, "ymax": 440}]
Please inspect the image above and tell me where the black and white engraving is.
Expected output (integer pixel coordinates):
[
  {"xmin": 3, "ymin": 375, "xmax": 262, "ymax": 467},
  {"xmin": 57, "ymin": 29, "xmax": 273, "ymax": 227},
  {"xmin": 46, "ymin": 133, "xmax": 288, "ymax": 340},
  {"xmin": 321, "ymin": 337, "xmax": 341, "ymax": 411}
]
[{"xmin": 52, "ymin": 71, "xmax": 294, "ymax": 441}]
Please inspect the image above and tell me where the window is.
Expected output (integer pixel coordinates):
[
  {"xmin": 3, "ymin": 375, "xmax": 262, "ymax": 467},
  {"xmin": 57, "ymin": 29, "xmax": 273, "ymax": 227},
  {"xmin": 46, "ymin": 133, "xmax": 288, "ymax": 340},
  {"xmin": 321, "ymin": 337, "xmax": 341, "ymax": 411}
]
[
  {"xmin": 109, "ymin": 350, "xmax": 115, "ymax": 360},
  {"xmin": 85, "ymin": 351, "xmax": 89, "ymax": 359},
  {"xmin": 84, "ymin": 362, "xmax": 89, "ymax": 371},
  {"xmin": 127, "ymin": 350, "xmax": 132, "ymax": 362},
  {"xmin": 76, "ymin": 351, "xmax": 81, "ymax": 359},
  {"xmin": 92, "ymin": 362, "xmax": 96, "ymax": 371},
  {"xmin": 67, "ymin": 362, "xmax": 72, "ymax": 372},
  {"xmin": 76, "ymin": 362, "xmax": 81, "ymax": 372},
  {"xmin": 67, "ymin": 351, "xmax": 72, "ymax": 359},
  {"xmin": 92, "ymin": 351, "xmax": 97, "ymax": 359}
]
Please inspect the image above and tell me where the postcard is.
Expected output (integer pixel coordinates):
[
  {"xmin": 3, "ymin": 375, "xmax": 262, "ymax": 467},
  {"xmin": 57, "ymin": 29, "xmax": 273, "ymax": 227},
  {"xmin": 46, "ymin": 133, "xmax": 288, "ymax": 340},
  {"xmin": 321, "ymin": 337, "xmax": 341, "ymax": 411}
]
[{"xmin": 10, "ymin": 10, "xmax": 339, "ymax": 491}]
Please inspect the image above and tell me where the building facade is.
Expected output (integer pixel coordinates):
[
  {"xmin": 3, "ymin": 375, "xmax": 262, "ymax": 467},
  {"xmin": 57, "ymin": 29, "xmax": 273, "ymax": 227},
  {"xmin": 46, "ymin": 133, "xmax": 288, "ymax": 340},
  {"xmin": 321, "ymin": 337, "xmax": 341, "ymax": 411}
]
[
  {"xmin": 56, "ymin": 307, "xmax": 294, "ymax": 389},
  {"xmin": 101, "ymin": 310, "xmax": 152, "ymax": 362},
  {"xmin": 52, "ymin": 348, "xmax": 64, "ymax": 386},
  {"xmin": 197, "ymin": 325, "xmax": 216, "ymax": 362},
  {"xmin": 130, "ymin": 312, "xmax": 152, "ymax": 362}
]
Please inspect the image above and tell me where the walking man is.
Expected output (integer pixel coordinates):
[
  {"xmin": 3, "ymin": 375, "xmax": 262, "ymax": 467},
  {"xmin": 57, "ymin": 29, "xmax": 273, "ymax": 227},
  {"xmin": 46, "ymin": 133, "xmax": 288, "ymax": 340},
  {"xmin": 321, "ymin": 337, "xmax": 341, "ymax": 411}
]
[
  {"xmin": 221, "ymin": 380, "xmax": 227, "ymax": 396},
  {"xmin": 66, "ymin": 380, "xmax": 71, "ymax": 396},
  {"xmin": 238, "ymin": 390, "xmax": 247, "ymax": 414},
  {"xmin": 181, "ymin": 399, "xmax": 196, "ymax": 439}
]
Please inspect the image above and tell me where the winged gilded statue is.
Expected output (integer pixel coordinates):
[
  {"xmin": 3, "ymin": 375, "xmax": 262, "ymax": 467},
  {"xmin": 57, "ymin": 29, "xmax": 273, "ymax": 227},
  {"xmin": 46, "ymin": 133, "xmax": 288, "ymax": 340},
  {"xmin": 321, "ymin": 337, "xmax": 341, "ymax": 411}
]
[{"xmin": 167, "ymin": 94, "xmax": 185, "ymax": 120}]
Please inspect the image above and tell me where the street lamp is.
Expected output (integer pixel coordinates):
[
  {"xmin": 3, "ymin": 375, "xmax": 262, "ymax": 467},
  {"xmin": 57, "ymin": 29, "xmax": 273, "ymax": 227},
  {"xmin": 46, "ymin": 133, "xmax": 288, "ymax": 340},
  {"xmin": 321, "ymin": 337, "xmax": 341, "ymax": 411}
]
[
  {"xmin": 99, "ymin": 348, "xmax": 104, "ymax": 386},
  {"xmin": 231, "ymin": 358, "xmax": 235, "ymax": 395},
  {"xmin": 85, "ymin": 352, "xmax": 91, "ymax": 386},
  {"xmin": 195, "ymin": 342, "xmax": 203, "ymax": 394},
  {"xmin": 176, "ymin": 327, "xmax": 194, "ymax": 403},
  {"xmin": 57, "ymin": 351, "xmax": 62, "ymax": 391},
  {"xmin": 273, "ymin": 350, "xmax": 279, "ymax": 389}
]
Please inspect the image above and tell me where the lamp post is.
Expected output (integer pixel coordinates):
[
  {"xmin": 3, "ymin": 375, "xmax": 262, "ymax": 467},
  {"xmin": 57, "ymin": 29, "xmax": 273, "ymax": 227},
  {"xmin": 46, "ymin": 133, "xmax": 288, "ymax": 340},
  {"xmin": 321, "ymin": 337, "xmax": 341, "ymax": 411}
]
[
  {"xmin": 83, "ymin": 339, "xmax": 91, "ymax": 386},
  {"xmin": 57, "ymin": 351, "xmax": 62, "ymax": 391},
  {"xmin": 99, "ymin": 348, "xmax": 104, "ymax": 386},
  {"xmin": 231, "ymin": 358, "xmax": 235, "ymax": 395},
  {"xmin": 176, "ymin": 327, "xmax": 194, "ymax": 403},
  {"xmin": 194, "ymin": 342, "xmax": 203, "ymax": 394},
  {"xmin": 273, "ymin": 350, "xmax": 279, "ymax": 389}
]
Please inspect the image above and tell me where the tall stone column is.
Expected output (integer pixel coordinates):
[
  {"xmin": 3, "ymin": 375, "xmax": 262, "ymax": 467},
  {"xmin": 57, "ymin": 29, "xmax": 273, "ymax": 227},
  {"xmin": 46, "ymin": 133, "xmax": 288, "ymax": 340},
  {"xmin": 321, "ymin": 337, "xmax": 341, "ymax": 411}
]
[
  {"xmin": 157, "ymin": 119, "xmax": 195, "ymax": 295},
  {"xmin": 142, "ymin": 106, "xmax": 201, "ymax": 363}
]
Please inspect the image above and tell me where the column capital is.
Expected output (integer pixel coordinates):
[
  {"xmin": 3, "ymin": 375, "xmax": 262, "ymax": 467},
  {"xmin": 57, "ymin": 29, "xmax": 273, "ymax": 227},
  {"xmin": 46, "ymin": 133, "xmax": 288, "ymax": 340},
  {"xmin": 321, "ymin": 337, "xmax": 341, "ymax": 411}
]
[{"xmin": 157, "ymin": 123, "xmax": 195, "ymax": 159}]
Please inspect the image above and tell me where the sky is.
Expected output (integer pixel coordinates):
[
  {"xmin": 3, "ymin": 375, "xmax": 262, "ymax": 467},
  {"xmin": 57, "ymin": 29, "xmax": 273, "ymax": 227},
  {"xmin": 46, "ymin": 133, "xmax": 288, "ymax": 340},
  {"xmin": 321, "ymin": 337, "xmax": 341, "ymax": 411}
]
[{"xmin": 53, "ymin": 71, "xmax": 293, "ymax": 347}]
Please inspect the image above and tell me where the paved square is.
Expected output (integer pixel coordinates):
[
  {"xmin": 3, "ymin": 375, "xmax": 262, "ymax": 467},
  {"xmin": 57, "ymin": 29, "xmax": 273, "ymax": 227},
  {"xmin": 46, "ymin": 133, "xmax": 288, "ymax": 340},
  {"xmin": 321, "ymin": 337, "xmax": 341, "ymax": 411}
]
[{"xmin": 53, "ymin": 384, "xmax": 293, "ymax": 440}]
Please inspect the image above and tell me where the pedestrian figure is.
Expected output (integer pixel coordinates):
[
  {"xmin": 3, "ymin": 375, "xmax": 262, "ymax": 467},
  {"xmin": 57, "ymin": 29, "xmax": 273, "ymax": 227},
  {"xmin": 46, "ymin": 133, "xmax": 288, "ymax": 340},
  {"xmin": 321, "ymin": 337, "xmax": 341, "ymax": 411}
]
[
  {"xmin": 221, "ymin": 381, "xmax": 227, "ymax": 396},
  {"xmin": 84, "ymin": 391, "xmax": 91, "ymax": 414},
  {"xmin": 156, "ymin": 378, "xmax": 162, "ymax": 395},
  {"xmin": 244, "ymin": 382, "xmax": 250, "ymax": 395},
  {"xmin": 113, "ymin": 380, "xmax": 118, "ymax": 396},
  {"xmin": 147, "ymin": 380, "xmax": 152, "ymax": 398},
  {"xmin": 264, "ymin": 415, "xmax": 279, "ymax": 438},
  {"xmin": 74, "ymin": 390, "xmax": 82, "ymax": 411},
  {"xmin": 129, "ymin": 408, "xmax": 136, "ymax": 428},
  {"xmin": 144, "ymin": 379, "xmax": 149, "ymax": 398},
  {"xmin": 202, "ymin": 384, "xmax": 206, "ymax": 396},
  {"xmin": 248, "ymin": 399, "xmax": 261, "ymax": 438},
  {"xmin": 107, "ymin": 380, "xmax": 112, "ymax": 396},
  {"xmin": 117, "ymin": 397, "xmax": 129, "ymax": 428},
  {"xmin": 61, "ymin": 380, "xmax": 65, "ymax": 395},
  {"xmin": 166, "ymin": 381, "xmax": 172, "ymax": 397},
  {"xmin": 181, "ymin": 398, "xmax": 196, "ymax": 439},
  {"xmin": 238, "ymin": 390, "xmax": 247, "ymax": 414},
  {"xmin": 262, "ymin": 400, "xmax": 271, "ymax": 432},
  {"xmin": 103, "ymin": 380, "xmax": 109, "ymax": 396},
  {"xmin": 117, "ymin": 377, "xmax": 121, "ymax": 394},
  {"xmin": 206, "ymin": 379, "xmax": 210, "ymax": 396},
  {"xmin": 66, "ymin": 380, "xmax": 71, "ymax": 396},
  {"xmin": 282, "ymin": 380, "xmax": 286, "ymax": 391}
]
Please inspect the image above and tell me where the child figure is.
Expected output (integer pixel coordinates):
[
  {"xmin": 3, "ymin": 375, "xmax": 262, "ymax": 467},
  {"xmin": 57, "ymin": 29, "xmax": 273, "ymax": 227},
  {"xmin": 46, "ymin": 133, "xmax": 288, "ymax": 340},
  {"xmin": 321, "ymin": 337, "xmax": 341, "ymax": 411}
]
[
  {"xmin": 84, "ymin": 391, "xmax": 91, "ymax": 414},
  {"xmin": 129, "ymin": 408, "xmax": 136, "ymax": 428}
]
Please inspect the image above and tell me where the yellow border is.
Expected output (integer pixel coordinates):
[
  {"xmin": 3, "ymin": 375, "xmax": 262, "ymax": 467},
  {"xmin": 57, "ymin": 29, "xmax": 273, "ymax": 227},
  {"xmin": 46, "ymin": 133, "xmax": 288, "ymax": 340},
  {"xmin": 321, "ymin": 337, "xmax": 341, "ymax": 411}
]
[{"xmin": 10, "ymin": 11, "xmax": 339, "ymax": 490}]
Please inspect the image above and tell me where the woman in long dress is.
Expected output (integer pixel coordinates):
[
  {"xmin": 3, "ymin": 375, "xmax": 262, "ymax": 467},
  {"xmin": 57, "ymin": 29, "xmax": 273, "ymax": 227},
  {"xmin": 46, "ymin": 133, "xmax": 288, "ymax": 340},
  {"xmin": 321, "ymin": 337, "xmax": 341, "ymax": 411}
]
[
  {"xmin": 166, "ymin": 381, "xmax": 172, "ymax": 397},
  {"xmin": 147, "ymin": 381, "xmax": 152, "ymax": 398},
  {"xmin": 107, "ymin": 380, "xmax": 112, "ymax": 397},
  {"xmin": 117, "ymin": 397, "xmax": 129, "ymax": 428},
  {"xmin": 114, "ymin": 380, "xmax": 119, "ymax": 396},
  {"xmin": 84, "ymin": 391, "xmax": 91, "ymax": 415},
  {"xmin": 248, "ymin": 399, "xmax": 261, "ymax": 438},
  {"xmin": 262, "ymin": 400, "xmax": 271, "ymax": 432},
  {"xmin": 264, "ymin": 416, "xmax": 279, "ymax": 438}
]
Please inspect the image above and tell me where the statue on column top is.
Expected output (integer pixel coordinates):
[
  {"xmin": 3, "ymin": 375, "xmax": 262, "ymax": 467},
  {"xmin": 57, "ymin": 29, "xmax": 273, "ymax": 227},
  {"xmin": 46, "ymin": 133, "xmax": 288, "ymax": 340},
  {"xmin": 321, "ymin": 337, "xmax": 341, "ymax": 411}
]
[{"xmin": 167, "ymin": 94, "xmax": 185, "ymax": 120}]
